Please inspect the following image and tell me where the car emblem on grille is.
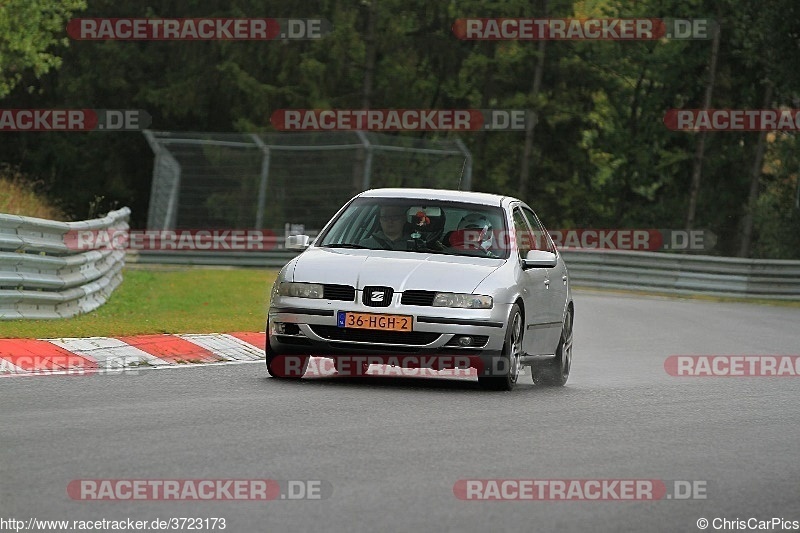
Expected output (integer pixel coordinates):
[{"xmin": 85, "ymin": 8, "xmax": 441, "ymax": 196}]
[{"xmin": 363, "ymin": 286, "xmax": 393, "ymax": 307}]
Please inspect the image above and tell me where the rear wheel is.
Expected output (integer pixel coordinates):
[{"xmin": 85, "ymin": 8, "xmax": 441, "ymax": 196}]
[
  {"xmin": 531, "ymin": 310, "xmax": 572, "ymax": 386},
  {"xmin": 478, "ymin": 304, "xmax": 522, "ymax": 391},
  {"xmin": 266, "ymin": 346, "xmax": 309, "ymax": 379}
]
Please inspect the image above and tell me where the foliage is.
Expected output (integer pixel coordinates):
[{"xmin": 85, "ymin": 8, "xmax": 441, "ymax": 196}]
[
  {"xmin": 0, "ymin": 0, "xmax": 799, "ymax": 257},
  {"xmin": 0, "ymin": 0, "xmax": 86, "ymax": 98}
]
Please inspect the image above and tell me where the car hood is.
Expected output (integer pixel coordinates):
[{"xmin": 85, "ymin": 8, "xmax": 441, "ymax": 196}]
[{"xmin": 291, "ymin": 247, "xmax": 504, "ymax": 293}]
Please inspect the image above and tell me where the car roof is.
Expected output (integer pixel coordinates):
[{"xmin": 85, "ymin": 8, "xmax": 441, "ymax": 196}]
[{"xmin": 359, "ymin": 188, "xmax": 514, "ymax": 207}]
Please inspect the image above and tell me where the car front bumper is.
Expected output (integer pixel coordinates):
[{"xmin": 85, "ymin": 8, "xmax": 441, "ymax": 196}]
[{"xmin": 266, "ymin": 297, "xmax": 511, "ymax": 360}]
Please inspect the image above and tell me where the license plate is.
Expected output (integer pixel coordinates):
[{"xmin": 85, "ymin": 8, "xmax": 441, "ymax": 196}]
[{"xmin": 337, "ymin": 311, "xmax": 413, "ymax": 332}]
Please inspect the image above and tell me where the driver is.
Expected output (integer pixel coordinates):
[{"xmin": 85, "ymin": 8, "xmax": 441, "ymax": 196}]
[{"xmin": 359, "ymin": 205, "xmax": 412, "ymax": 250}]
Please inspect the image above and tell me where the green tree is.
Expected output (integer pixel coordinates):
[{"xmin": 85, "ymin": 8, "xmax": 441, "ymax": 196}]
[{"xmin": 0, "ymin": 0, "xmax": 86, "ymax": 98}]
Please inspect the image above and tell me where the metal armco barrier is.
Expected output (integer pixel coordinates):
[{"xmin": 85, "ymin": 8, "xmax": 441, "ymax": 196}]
[
  {"xmin": 127, "ymin": 249, "xmax": 301, "ymax": 268},
  {"xmin": 0, "ymin": 208, "xmax": 130, "ymax": 319},
  {"xmin": 560, "ymin": 249, "xmax": 800, "ymax": 300},
  {"xmin": 127, "ymin": 245, "xmax": 800, "ymax": 301}
]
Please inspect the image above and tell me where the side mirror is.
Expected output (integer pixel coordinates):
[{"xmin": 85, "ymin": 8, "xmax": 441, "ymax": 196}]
[
  {"xmin": 285, "ymin": 234, "xmax": 311, "ymax": 250},
  {"xmin": 523, "ymin": 249, "xmax": 557, "ymax": 268}
]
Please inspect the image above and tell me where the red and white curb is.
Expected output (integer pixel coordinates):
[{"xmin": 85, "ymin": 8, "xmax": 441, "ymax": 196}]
[
  {"xmin": 0, "ymin": 333, "xmax": 480, "ymax": 379},
  {"xmin": 0, "ymin": 332, "xmax": 266, "ymax": 376}
]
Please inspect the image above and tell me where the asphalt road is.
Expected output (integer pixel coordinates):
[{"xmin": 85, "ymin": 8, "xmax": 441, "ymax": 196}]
[{"xmin": 2, "ymin": 290, "xmax": 799, "ymax": 533}]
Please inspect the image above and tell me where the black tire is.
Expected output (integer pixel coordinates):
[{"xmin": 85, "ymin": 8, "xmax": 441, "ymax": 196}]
[
  {"xmin": 531, "ymin": 310, "xmax": 573, "ymax": 387},
  {"xmin": 478, "ymin": 304, "xmax": 523, "ymax": 391},
  {"xmin": 266, "ymin": 345, "xmax": 309, "ymax": 379}
]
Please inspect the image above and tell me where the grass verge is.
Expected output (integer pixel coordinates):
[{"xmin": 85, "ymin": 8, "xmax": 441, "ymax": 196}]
[{"xmin": 0, "ymin": 268, "xmax": 278, "ymax": 339}]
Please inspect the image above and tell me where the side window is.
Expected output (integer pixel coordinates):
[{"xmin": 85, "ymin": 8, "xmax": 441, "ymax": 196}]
[
  {"xmin": 512, "ymin": 208, "xmax": 533, "ymax": 260},
  {"xmin": 521, "ymin": 206, "xmax": 555, "ymax": 253}
]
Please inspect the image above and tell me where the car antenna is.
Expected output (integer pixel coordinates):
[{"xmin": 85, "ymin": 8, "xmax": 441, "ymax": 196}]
[{"xmin": 457, "ymin": 157, "xmax": 467, "ymax": 191}]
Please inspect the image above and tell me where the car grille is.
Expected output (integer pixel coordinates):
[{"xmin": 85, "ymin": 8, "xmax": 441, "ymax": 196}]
[
  {"xmin": 362, "ymin": 286, "xmax": 393, "ymax": 307},
  {"xmin": 400, "ymin": 290, "xmax": 436, "ymax": 306},
  {"xmin": 309, "ymin": 325, "xmax": 439, "ymax": 346},
  {"xmin": 323, "ymin": 284, "xmax": 356, "ymax": 301}
]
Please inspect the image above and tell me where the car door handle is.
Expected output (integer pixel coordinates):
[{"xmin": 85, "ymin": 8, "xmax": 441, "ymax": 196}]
[
  {"xmin": 562, "ymin": 275, "xmax": 568, "ymax": 285},
  {"xmin": 544, "ymin": 279, "xmax": 550, "ymax": 288}
]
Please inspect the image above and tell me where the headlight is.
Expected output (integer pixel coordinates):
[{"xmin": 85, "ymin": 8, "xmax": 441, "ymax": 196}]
[
  {"xmin": 432, "ymin": 292, "xmax": 493, "ymax": 309},
  {"xmin": 277, "ymin": 282, "xmax": 324, "ymax": 299}
]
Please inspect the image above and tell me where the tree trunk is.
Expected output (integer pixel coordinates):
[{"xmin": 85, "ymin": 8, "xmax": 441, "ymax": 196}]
[
  {"xmin": 352, "ymin": 0, "xmax": 378, "ymax": 194},
  {"xmin": 516, "ymin": 0, "xmax": 547, "ymax": 199},
  {"xmin": 737, "ymin": 82, "xmax": 773, "ymax": 258},
  {"xmin": 361, "ymin": 0, "xmax": 377, "ymax": 109},
  {"xmin": 685, "ymin": 22, "xmax": 721, "ymax": 230}
]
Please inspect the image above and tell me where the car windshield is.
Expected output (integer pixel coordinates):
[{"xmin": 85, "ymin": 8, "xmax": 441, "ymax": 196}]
[{"xmin": 317, "ymin": 197, "xmax": 509, "ymax": 259}]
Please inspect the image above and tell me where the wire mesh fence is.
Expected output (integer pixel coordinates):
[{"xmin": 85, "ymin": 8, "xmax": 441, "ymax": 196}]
[{"xmin": 144, "ymin": 131, "xmax": 471, "ymax": 233}]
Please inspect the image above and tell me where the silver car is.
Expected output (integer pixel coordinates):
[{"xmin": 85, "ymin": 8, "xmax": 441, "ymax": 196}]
[{"xmin": 266, "ymin": 188, "xmax": 573, "ymax": 390}]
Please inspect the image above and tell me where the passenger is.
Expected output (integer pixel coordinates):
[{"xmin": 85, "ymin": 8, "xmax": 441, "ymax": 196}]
[{"xmin": 448, "ymin": 213, "xmax": 497, "ymax": 257}]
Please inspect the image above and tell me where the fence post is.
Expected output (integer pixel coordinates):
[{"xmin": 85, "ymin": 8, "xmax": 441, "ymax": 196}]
[
  {"xmin": 143, "ymin": 130, "xmax": 182, "ymax": 230},
  {"xmin": 251, "ymin": 134, "xmax": 272, "ymax": 229},
  {"xmin": 356, "ymin": 131, "xmax": 373, "ymax": 190},
  {"xmin": 454, "ymin": 138, "xmax": 473, "ymax": 191}
]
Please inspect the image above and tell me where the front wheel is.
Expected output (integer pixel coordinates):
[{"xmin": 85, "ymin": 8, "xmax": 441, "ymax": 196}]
[
  {"xmin": 478, "ymin": 304, "xmax": 523, "ymax": 391},
  {"xmin": 531, "ymin": 310, "xmax": 572, "ymax": 386},
  {"xmin": 266, "ymin": 346, "xmax": 309, "ymax": 379}
]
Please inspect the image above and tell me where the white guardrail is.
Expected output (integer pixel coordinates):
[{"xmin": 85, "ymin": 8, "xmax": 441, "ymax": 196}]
[
  {"xmin": 127, "ymin": 245, "xmax": 800, "ymax": 301},
  {"xmin": 560, "ymin": 249, "xmax": 800, "ymax": 300},
  {"xmin": 0, "ymin": 208, "xmax": 130, "ymax": 320}
]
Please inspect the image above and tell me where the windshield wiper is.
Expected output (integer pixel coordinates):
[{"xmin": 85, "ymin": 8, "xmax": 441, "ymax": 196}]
[{"xmin": 323, "ymin": 243, "xmax": 370, "ymax": 249}]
